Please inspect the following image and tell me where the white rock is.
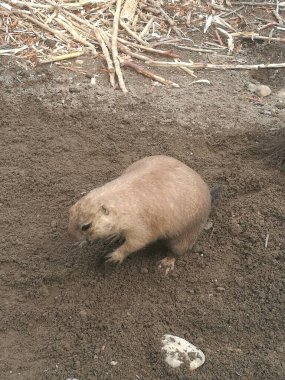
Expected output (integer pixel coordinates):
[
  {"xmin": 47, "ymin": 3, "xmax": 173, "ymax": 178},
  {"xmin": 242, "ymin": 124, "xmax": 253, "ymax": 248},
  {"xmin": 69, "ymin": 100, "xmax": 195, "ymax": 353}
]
[
  {"xmin": 247, "ymin": 83, "xmax": 257, "ymax": 93},
  {"xmin": 161, "ymin": 334, "xmax": 205, "ymax": 371},
  {"xmin": 247, "ymin": 83, "xmax": 271, "ymax": 97},
  {"xmin": 110, "ymin": 361, "xmax": 118, "ymax": 366},
  {"xmin": 204, "ymin": 220, "xmax": 213, "ymax": 230},
  {"xmin": 255, "ymin": 85, "xmax": 271, "ymax": 97},
  {"xmin": 277, "ymin": 88, "xmax": 285, "ymax": 99}
]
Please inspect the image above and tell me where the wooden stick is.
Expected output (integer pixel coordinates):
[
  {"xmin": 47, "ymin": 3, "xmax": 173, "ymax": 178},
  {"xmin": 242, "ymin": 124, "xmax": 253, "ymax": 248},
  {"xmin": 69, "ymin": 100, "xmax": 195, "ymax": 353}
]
[
  {"xmin": 110, "ymin": 34, "xmax": 180, "ymax": 57},
  {"xmin": 10, "ymin": 9, "xmax": 70, "ymax": 44},
  {"xmin": 221, "ymin": 5, "xmax": 245, "ymax": 18},
  {"xmin": 170, "ymin": 44, "xmax": 224, "ymax": 54},
  {"xmin": 98, "ymin": 28, "xmax": 111, "ymax": 47},
  {"xmin": 151, "ymin": 39, "xmax": 181, "ymax": 47},
  {"xmin": 258, "ymin": 22, "xmax": 278, "ymax": 31},
  {"xmin": 233, "ymin": 33, "xmax": 285, "ymax": 43},
  {"xmin": 145, "ymin": 0, "xmax": 182, "ymax": 37},
  {"xmin": 214, "ymin": 27, "xmax": 225, "ymax": 46},
  {"xmin": 94, "ymin": 0, "xmax": 118, "ymax": 16},
  {"xmin": 186, "ymin": 11, "xmax": 191, "ymax": 28},
  {"xmin": 139, "ymin": 4, "xmax": 161, "ymax": 15},
  {"xmin": 6, "ymin": 1, "xmax": 52, "ymax": 9},
  {"xmin": 145, "ymin": 60, "xmax": 285, "ymax": 70},
  {"xmin": 118, "ymin": 42, "xmax": 150, "ymax": 61},
  {"xmin": 119, "ymin": 18, "xmax": 150, "ymax": 46},
  {"xmin": 159, "ymin": 6, "xmax": 182, "ymax": 37},
  {"xmin": 53, "ymin": 10, "xmax": 98, "ymax": 42},
  {"xmin": 120, "ymin": 0, "xmax": 138, "ymax": 23},
  {"xmin": 0, "ymin": 45, "xmax": 28, "ymax": 55},
  {"xmin": 139, "ymin": 17, "xmax": 154, "ymax": 38},
  {"xmin": 94, "ymin": 28, "xmax": 115, "ymax": 88},
  {"xmin": 174, "ymin": 59, "xmax": 196, "ymax": 78},
  {"xmin": 112, "ymin": 0, "xmax": 128, "ymax": 94},
  {"xmin": 123, "ymin": 60, "xmax": 179, "ymax": 87},
  {"xmin": 231, "ymin": 1, "xmax": 276, "ymax": 5},
  {"xmin": 40, "ymin": 51, "xmax": 84, "ymax": 64},
  {"xmin": 273, "ymin": 10, "xmax": 284, "ymax": 25},
  {"xmin": 57, "ymin": 4, "xmax": 116, "ymax": 79},
  {"xmin": 179, "ymin": 66, "xmax": 197, "ymax": 77},
  {"xmin": 61, "ymin": 0, "xmax": 105, "ymax": 8},
  {"xmin": 55, "ymin": 16, "xmax": 97, "ymax": 55},
  {"xmin": 128, "ymin": 42, "xmax": 179, "ymax": 58}
]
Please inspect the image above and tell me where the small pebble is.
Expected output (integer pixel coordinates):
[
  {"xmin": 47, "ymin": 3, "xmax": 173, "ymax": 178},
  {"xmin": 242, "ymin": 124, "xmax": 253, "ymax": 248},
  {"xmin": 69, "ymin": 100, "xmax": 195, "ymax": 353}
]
[
  {"xmin": 276, "ymin": 102, "xmax": 285, "ymax": 110},
  {"xmin": 110, "ymin": 361, "xmax": 118, "ymax": 366},
  {"xmin": 39, "ymin": 285, "xmax": 49, "ymax": 297},
  {"xmin": 74, "ymin": 360, "xmax": 81, "ymax": 369},
  {"xmin": 194, "ymin": 244, "xmax": 203, "ymax": 253},
  {"xmin": 45, "ymin": 39, "xmax": 57, "ymax": 48},
  {"xmin": 79, "ymin": 310, "xmax": 88, "ymax": 319},
  {"xmin": 51, "ymin": 220, "xmax": 58, "ymax": 230},
  {"xmin": 96, "ymin": 89, "xmax": 104, "ymax": 96},
  {"xmin": 277, "ymin": 88, "xmax": 285, "ymax": 99},
  {"xmin": 204, "ymin": 221, "xmax": 213, "ymax": 230},
  {"xmin": 259, "ymin": 110, "xmax": 272, "ymax": 115},
  {"xmin": 69, "ymin": 86, "xmax": 81, "ymax": 93},
  {"xmin": 248, "ymin": 82, "xmax": 257, "ymax": 93},
  {"xmin": 140, "ymin": 267, "xmax": 149, "ymax": 274},
  {"xmin": 233, "ymin": 238, "xmax": 241, "ymax": 247},
  {"xmin": 229, "ymin": 221, "xmax": 243, "ymax": 236},
  {"xmin": 216, "ymin": 286, "xmax": 226, "ymax": 292},
  {"xmin": 140, "ymin": 127, "xmax": 146, "ymax": 132},
  {"xmin": 55, "ymin": 77, "xmax": 66, "ymax": 84}
]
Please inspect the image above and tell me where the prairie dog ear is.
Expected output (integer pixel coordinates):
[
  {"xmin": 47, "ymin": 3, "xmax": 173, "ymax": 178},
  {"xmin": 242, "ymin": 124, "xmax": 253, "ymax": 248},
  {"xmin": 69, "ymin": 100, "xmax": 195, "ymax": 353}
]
[{"xmin": 101, "ymin": 205, "xmax": 109, "ymax": 215}]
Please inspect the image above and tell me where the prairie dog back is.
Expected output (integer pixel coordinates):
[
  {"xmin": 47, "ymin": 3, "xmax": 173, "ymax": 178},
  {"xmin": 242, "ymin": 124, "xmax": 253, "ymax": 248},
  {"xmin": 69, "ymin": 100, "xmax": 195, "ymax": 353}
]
[{"xmin": 118, "ymin": 155, "xmax": 211, "ymax": 236}]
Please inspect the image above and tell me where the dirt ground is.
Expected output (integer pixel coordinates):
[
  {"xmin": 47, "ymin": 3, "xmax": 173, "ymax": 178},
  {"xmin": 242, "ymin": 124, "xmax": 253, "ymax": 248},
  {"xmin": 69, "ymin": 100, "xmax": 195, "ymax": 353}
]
[{"xmin": 1, "ymin": 37, "xmax": 285, "ymax": 380}]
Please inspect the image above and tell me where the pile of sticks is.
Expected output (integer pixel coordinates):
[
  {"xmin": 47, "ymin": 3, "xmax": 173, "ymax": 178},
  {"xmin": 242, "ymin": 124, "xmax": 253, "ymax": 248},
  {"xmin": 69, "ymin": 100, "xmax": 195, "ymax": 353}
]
[{"xmin": 0, "ymin": 0, "xmax": 285, "ymax": 93}]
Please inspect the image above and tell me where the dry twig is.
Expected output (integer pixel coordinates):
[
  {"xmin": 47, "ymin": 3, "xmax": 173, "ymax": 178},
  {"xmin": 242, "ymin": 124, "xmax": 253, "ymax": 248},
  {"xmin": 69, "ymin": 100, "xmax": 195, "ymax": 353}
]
[
  {"xmin": 94, "ymin": 28, "xmax": 115, "ymax": 88},
  {"xmin": 233, "ymin": 32, "xmax": 285, "ymax": 43},
  {"xmin": 2, "ymin": 0, "xmax": 285, "ymax": 93},
  {"xmin": 145, "ymin": 60, "xmax": 285, "ymax": 71},
  {"xmin": 120, "ymin": 0, "xmax": 138, "ymax": 23},
  {"xmin": 123, "ymin": 59, "xmax": 179, "ymax": 87},
  {"xmin": 119, "ymin": 18, "xmax": 150, "ymax": 46},
  {"xmin": 112, "ymin": 0, "xmax": 128, "ymax": 94},
  {"xmin": 40, "ymin": 51, "xmax": 84, "ymax": 63}
]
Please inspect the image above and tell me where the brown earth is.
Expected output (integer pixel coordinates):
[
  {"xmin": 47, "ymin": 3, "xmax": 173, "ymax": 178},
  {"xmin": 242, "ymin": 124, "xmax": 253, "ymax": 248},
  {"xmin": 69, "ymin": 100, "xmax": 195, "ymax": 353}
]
[{"xmin": 0, "ymin": 40, "xmax": 285, "ymax": 380}]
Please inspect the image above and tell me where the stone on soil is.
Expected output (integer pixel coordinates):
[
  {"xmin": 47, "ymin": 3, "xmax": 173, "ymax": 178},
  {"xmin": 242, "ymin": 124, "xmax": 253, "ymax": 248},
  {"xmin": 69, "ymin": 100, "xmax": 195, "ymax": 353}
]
[{"xmin": 161, "ymin": 334, "xmax": 205, "ymax": 371}]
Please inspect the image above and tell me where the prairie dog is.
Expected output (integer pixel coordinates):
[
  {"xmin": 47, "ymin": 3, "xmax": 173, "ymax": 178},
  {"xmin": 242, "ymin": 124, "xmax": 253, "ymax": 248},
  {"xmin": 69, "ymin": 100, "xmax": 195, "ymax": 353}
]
[{"xmin": 68, "ymin": 155, "xmax": 211, "ymax": 268}]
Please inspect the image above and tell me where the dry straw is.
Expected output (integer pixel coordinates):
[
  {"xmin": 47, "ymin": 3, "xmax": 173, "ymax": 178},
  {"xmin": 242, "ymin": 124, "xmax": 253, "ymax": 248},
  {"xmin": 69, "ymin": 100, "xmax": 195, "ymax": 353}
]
[{"xmin": 0, "ymin": 0, "xmax": 284, "ymax": 93}]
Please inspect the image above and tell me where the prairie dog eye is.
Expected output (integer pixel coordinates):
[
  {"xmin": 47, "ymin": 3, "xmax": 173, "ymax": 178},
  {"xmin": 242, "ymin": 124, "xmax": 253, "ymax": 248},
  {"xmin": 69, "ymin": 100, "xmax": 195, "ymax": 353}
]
[{"xmin": 81, "ymin": 222, "xmax": 92, "ymax": 231}]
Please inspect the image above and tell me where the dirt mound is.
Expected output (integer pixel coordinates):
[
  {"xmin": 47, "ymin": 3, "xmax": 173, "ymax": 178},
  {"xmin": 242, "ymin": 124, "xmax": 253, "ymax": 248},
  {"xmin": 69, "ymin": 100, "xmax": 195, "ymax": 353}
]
[{"xmin": 1, "ymin": 50, "xmax": 285, "ymax": 380}]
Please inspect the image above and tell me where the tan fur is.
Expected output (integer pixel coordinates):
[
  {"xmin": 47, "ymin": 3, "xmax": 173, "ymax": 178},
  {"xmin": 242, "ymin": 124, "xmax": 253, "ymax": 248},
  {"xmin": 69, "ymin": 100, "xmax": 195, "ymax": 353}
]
[{"xmin": 68, "ymin": 155, "xmax": 211, "ymax": 264}]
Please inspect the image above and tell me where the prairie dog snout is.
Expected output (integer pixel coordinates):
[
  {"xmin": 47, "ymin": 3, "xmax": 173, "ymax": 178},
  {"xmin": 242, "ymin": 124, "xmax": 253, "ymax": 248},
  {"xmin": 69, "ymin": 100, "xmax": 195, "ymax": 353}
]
[{"xmin": 68, "ymin": 155, "xmax": 212, "ymax": 268}]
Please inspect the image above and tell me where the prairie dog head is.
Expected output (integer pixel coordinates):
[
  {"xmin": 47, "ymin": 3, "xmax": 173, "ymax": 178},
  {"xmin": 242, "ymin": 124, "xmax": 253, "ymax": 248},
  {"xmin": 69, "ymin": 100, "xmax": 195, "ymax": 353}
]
[{"xmin": 68, "ymin": 194, "xmax": 119, "ymax": 242}]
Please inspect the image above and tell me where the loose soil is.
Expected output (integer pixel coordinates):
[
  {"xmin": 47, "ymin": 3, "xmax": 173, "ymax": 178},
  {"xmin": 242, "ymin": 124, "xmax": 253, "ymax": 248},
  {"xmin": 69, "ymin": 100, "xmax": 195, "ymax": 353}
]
[{"xmin": 0, "ymin": 41, "xmax": 284, "ymax": 380}]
